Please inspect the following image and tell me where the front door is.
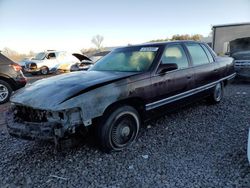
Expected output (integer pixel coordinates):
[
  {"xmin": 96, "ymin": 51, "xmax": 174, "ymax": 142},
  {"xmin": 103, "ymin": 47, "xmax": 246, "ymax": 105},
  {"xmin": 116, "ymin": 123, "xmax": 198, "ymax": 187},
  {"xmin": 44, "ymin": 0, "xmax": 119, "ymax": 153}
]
[
  {"xmin": 148, "ymin": 44, "xmax": 194, "ymax": 110},
  {"xmin": 46, "ymin": 52, "xmax": 58, "ymax": 70}
]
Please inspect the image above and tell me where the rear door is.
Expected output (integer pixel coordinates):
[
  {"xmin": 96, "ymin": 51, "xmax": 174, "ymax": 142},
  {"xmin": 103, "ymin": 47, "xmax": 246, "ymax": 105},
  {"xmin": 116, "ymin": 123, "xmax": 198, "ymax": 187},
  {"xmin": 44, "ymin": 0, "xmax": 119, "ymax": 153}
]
[
  {"xmin": 148, "ymin": 43, "xmax": 195, "ymax": 109},
  {"xmin": 184, "ymin": 43, "xmax": 217, "ymax": 88}
]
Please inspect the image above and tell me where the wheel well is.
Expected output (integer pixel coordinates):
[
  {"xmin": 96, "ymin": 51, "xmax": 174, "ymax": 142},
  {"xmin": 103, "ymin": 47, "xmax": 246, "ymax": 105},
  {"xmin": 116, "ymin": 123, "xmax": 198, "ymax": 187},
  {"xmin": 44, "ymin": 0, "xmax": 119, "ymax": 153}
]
[
  {"xmin": 0, "ymin": 76, "xmax": 15, "ymax": 89},
  {"xmin": 40, "ymin": 66, "xmax": 50, "ymax": 74},
  {"xmin": 41, "ymin": 66, "xmax": 49, "ymax": 70},
  {"xmin": 103, "ymin": 98, "xmax": 146, "ymax": 119}
]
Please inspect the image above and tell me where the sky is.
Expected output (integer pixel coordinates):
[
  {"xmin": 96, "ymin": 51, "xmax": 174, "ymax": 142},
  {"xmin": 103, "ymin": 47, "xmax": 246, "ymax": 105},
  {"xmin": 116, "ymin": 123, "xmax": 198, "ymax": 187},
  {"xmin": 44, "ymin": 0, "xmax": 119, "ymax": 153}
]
[{"xmin": 0, "ymin": 0, "xmax": 249, "ymax": 53}]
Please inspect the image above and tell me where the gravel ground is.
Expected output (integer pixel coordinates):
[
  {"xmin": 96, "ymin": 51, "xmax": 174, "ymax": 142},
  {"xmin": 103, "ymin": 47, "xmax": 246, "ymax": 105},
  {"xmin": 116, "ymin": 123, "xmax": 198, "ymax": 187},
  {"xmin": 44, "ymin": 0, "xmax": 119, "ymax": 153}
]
[{"xmin": 0, "ymin": 80, "xmax": 249, "ymax": 187}]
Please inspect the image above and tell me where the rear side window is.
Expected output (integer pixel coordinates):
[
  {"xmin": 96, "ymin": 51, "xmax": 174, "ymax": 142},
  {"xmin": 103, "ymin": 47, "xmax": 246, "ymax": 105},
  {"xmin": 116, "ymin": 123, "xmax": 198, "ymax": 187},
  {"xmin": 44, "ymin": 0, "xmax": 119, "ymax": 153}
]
[
  {"xmin": 161, "ymin": 44, "xmax": 189, "ymax": 69},
  {"xmin": 47, "ymin": 53, "xmax": 56, "ymax": 59},
  {"xmin": 186, "ymin": 43, "xmax": 209, "ymax": 66},
  {"xmin": 201, "ymin": 44, "xmax": 214, "ymax": 63}
]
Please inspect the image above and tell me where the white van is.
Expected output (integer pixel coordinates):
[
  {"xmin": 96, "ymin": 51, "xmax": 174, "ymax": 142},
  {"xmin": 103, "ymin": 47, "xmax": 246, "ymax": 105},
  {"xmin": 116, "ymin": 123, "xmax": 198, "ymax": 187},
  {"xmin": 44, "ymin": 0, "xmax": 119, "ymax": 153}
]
[{"xmin": 25, "ymin": 51, "xmax": 80, "ymax": 75}]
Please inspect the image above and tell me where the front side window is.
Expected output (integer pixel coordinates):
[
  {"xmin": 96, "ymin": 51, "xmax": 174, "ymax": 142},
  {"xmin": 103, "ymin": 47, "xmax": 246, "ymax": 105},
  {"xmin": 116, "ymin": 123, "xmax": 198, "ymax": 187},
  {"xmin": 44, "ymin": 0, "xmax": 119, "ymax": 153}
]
[
  {"xmin": 186, "ymin": 43, "xmax": 209, "ymax": 66},
  {"xmin": 161, "ymin": 44, "xmax": 189, "ymax": 69},
  {"xmin": 90, "ymin": 46, "xmax": 159, "ymax": 72},
  {"xmin": 47, "ymin": 53, "xmax": 56, "ymax": 59}
]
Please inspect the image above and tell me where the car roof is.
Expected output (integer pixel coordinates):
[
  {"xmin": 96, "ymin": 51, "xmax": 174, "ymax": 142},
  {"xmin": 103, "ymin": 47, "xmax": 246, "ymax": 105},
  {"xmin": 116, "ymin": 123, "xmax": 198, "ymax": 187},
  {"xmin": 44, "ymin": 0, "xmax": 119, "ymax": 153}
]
[
  {"xmin": 142, "ymin": 40, "xmax": 203, "ymax": 46},
  {"xmin": 116, "ymin": 40, "xmax": 204, "ymax": 50},
  {"xmin": 40, "ymin": 50, "xmax": 66, "ymax": 53},
  {"xmin": 92, "ymin": 51, "xmax": 110, "ymax": 57}
]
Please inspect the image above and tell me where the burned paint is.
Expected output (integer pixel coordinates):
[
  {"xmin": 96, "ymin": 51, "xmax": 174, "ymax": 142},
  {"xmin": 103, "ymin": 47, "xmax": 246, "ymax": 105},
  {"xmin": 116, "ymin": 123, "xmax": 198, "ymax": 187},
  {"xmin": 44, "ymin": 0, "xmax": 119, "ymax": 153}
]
[
  {"xmin": 11, "ymin": 71, "xmax": 137, "ymax": 110},
  {"xmin": 7, "ymin": 70, "xmax": 145, "ymax": 140}
]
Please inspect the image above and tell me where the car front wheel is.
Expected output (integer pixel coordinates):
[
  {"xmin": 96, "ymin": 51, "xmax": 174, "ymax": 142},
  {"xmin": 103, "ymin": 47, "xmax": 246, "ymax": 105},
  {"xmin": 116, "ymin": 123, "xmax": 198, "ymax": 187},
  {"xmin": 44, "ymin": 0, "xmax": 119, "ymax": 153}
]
[
  {"xmin": 96, "ymin": 105, "xmax": 141, "ymax": 153},
  {"xmin": 207, "ymin": 82, "xmax": 224, "ymax": 104},
  {"xmin": 40, "ymin": 66, "xmax": 49, "ymax": 75},
  {"xmin": 0, "ymin": 80, "xmax": 12, "ymax": 104}
]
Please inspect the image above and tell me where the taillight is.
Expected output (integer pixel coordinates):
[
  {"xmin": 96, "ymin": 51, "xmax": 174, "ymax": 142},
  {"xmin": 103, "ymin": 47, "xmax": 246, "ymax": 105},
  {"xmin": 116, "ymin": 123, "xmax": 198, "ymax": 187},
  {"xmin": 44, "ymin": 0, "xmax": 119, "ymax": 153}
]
[{"xmin": 10, "ymin": 63, "xmax": 22, "ymax": 72}]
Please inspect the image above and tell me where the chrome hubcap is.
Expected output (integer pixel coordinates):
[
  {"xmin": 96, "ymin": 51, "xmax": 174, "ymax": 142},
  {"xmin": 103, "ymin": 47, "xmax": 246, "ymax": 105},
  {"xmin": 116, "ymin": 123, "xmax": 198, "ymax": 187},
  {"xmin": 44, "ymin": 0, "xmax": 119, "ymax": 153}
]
[
  {"xmin": 215, "ymin": 83, "xmax": 222, "ymax": 101},
  {"xmin": 111, "ymin": 113, "xmax": 139, "ymax": 148},
  {"xmin": 0, "ymin": 84, "xmax": 9, "ymax": 102},
  {"xmin": 121, "ymin": 126, "xmax": 130, "ymax": 137},
  {"xmin": 41, "ymin": 68, "xmax": 48, "ymax": 74}
]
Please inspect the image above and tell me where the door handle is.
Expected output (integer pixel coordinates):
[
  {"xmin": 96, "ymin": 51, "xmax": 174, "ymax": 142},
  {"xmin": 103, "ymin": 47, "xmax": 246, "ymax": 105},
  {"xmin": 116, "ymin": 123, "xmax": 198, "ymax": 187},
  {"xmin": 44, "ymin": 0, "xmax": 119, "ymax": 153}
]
[{"xmin": 187, "ymin": 75, "xmax": 192, "ymax": 79}]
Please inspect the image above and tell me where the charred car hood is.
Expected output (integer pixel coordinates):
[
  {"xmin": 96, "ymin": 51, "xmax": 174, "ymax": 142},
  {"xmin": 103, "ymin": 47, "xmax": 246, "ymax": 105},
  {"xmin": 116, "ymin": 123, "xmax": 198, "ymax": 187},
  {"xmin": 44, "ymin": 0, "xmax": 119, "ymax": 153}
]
[{"xmin": 11, "ymin": 71, "xmax": 137, "ymax": 109}]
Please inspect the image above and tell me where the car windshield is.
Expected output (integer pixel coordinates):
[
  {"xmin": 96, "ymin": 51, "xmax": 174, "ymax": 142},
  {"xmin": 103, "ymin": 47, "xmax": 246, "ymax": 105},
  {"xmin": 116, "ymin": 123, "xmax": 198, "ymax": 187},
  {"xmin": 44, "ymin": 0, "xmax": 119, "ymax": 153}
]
[
  {"xmin": 90, "ymin": 46, "xmax": 159, "ymax": 72},
  {"xmin": 33, "ymin": 52, "xmax": 46, "ymax": 60}
]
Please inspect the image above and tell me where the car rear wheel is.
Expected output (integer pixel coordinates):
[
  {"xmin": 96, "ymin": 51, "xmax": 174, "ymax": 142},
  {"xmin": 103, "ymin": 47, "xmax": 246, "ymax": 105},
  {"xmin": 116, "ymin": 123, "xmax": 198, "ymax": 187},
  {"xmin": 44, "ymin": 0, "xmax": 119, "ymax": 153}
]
[
  {"xmin": 96, "ymin": 105, "xmax": 141, "ymax": 153},
  {"xmin": 40, "ymin": 66, "xmax": 49, "ymax": 75},
  {"xmin": 207, "ymin": 82, "xmax": 224, "ymax": 104},
  {"xmin": 0, "ymin": 80, "xmax": 12, "ymax": 104}
]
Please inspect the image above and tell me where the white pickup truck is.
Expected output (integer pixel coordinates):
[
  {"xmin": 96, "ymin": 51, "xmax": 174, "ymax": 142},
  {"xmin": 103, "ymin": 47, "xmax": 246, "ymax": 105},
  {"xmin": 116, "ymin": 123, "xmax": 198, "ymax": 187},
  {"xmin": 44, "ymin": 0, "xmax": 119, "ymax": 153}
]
[{"xmin": 24, "ymin": 51, "xmax": 81, "ymax": 75}]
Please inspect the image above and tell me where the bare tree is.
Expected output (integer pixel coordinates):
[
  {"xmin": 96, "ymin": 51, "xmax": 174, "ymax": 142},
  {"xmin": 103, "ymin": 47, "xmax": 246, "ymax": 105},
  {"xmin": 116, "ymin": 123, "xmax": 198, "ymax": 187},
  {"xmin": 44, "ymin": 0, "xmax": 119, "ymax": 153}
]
[
  {"xmin": 91, "ymin": 35, "xmax": 104, "ymax": 50},
  {"xmin": 1, "ymin": 47, "xmax": 31, "ymax": 62}
]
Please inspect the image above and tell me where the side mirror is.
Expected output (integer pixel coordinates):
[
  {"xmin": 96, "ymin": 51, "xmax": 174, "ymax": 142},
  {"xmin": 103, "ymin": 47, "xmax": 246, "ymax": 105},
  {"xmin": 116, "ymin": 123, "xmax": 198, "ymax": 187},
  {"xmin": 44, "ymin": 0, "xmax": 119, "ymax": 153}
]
[
  {"xmin": 225, "ymin": 52, "xmax": 230, "ymax": 56},
  {"xmin": 158, "ymin": 63, "xmax": 178, "ymax": 74}
]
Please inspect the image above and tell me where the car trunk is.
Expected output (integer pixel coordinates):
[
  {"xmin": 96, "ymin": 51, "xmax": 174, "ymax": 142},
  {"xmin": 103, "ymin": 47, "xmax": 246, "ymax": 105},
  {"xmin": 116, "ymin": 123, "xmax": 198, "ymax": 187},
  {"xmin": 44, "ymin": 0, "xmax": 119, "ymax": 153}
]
[
  {"xmin": 0, "ymin": 53, "xmax": 16, "ymax": 65},
  {"xmin": 72, "ymin": 53, "xmax": 92, "ymax": 62}
]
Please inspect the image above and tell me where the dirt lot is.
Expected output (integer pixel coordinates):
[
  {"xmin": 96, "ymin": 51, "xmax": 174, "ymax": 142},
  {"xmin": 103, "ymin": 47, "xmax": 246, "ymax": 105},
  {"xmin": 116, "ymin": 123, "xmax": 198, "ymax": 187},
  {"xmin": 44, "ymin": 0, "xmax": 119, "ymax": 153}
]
[{"xmin": 0, "ymin": 75, "xmax": 249, "ymax": 187}]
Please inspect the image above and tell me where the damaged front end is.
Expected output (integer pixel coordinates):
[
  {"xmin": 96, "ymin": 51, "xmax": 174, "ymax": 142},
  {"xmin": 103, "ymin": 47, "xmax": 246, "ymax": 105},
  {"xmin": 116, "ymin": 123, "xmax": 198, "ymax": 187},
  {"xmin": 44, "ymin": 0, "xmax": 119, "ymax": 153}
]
[{"xmin": 6, "ymin": 104, "xmax": 86, "ymax": 141}]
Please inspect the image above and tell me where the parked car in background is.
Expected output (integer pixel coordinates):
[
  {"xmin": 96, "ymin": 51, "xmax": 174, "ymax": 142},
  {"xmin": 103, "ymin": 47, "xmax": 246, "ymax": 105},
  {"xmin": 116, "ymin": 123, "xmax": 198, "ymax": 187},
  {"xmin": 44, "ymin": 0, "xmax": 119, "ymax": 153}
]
[
  {"xmin": 7, "ymin": 41, "xmax": 235, "ymax": 152},
  {"xmin": 0, "ymin": 53, "xmax": 27, "ymax": 104},
  {"xmin": 227, "ymin": 37, "xmax": 250, "ymax": 78},
  {"xmin": 70, "ymin": 53, "xmax": 94, "ymax": 71},
  {"xmin": 18, "ymin": 57, "xmax": 33, "ymax": 72},
  {"xmin": 232, "ymin": 50, "xmax": 250, "ymax": 78},
  {"xmin": 24, "ymin": 50, "xmax": 81, "ymax": 75}
]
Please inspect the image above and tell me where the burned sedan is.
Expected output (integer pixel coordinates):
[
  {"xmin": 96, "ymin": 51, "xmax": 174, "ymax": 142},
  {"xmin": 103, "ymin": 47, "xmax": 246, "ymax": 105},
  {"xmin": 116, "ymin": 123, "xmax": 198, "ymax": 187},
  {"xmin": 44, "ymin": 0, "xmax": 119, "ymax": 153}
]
[{"xmin": 7, "ymin": 41, "xmax": 235, "ymax": 152}]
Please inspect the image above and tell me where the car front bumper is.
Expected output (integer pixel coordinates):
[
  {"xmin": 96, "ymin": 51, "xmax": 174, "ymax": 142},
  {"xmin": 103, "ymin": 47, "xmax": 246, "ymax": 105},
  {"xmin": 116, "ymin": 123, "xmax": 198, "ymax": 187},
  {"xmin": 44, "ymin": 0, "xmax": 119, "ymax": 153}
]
[
  {"xmin": 25, "ymin": 68, "xmax": 40, "ymax": 73},
  {"xmin": 5, "ymin": 105, "xmax": 86, "ymax": 141},
  {"xmin": 6, "ymin": 110, "xmax": 57, "ymax": 140}
]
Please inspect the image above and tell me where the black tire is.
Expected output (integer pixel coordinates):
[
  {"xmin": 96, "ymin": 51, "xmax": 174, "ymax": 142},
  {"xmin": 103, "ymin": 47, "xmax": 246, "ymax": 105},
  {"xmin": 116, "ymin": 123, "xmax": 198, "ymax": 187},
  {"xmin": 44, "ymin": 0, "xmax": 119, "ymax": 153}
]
[
  {"xmin": 40, "ymin": 66, "xmax": 49, "ymax": 75},
  {"xmin": 207, "ymin": 82, "xmax": 224, "ymax": 104},
  {"xmin": 96, "ymin": 105, "xmax": 141, "ymax": 153},
  {"xmin": 0, "ymin": 80, "xmax": 13, "ymax": 104}
]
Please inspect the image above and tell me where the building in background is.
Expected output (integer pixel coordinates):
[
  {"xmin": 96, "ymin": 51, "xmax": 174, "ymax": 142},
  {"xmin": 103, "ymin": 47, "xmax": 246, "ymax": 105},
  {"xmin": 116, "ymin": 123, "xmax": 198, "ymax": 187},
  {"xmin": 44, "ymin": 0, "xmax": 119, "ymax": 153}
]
[{"xmin": 212, "ymin": 23, "xmax": 250, "ymax": 55}]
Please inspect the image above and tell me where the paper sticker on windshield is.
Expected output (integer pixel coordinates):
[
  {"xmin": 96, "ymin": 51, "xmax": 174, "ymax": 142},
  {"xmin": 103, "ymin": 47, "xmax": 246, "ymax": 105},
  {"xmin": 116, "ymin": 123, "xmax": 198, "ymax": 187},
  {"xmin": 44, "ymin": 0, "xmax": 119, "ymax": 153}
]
[{"xmin": 140, "ymin": 47, "xmax": 159, "ymax": 52}]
